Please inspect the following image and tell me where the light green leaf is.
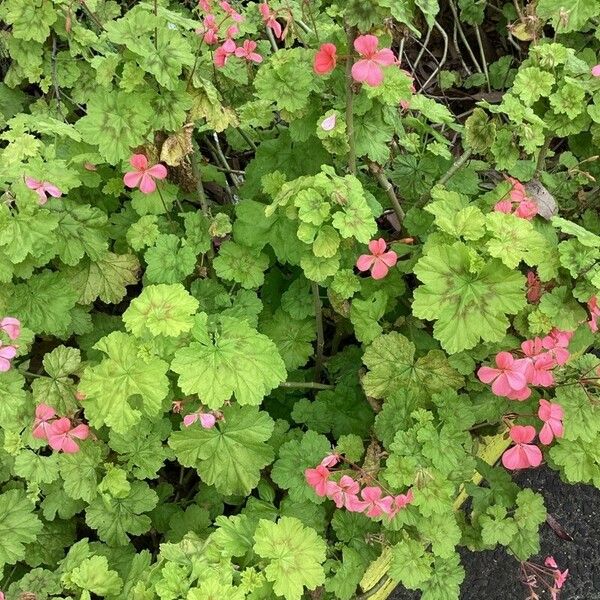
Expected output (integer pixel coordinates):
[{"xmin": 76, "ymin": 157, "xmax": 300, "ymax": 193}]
[
  {"xmin": 145, "ymin": 234, "xmax": 196, "ymax": 284},
  {"xmin": 213, "ymin": 241, "xmax": 269, "ymax": 289},
  {"xmin": 169, "ymin": 405, "xmax": 274, "ymax": 496}
]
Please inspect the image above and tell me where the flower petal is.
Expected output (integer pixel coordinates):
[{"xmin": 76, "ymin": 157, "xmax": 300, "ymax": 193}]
[
  {"xmin": 354, "ymin": 34, "xmax": 379, "ymax": 57},
  {"xmin": 373, "ymin": 48, "xmax": 396, "ymax": 66},
  {"xmin": 139, "ymin": 174, "xmax": 157, "ymax": 194},
  {"xmin": 123, "ymin": 171, "xmax": 143, "ymax": 189},
  {"xmin": 371, "ymin": 259, "xmax": 389, "ymax": 280},
  {"xmin": 356, "ymin": 254, "xmax": 375, "ymax": 272},
  {"xmin": 130, "ymin": 154, "xmax": 148, "ymax": 171},
  {"xmin": 146, "ymin": 164, "xmax": 168, "ymax": 180}
]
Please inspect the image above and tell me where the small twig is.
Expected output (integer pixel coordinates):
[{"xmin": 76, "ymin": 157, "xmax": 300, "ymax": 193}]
[
  {"xmin": 312, "ymin": 282, "xmax": 325, "ymax": 382},
  {"xmin": 413, "ymin": 25, "xmax": 433, "ymax": 70},
  {"xmin": 211, "ymin": 133, "xmax": 241, "ymax": 188},
  {"xmin": 236, "ymin": 126, "xmax": 257, "ymax": 151},
  {"xmin": 416, "ymin": 148, "xmax": 473, "ymax": 207},
  {"xmin": 51, "ymin": 36, "xmax": 65, "ymax": 119},
  {"xmin": 368, "ymin": 162, "xmax": 404, "ymax": 223},
  {"xmin": 453, "ymin": 20, "xmax": 472, "ymax": 75},
  {"xmin": 345, "ymin": 25, "xmax": 357, "ymax": 175},
  {"xmin": 79, "ymin": 0, "xmax": 105, "ymax": 31},
  {"xmin": 474, "ymin": 25, "xmax": 491, "ymax": 92},
  {"xmin": 295, "ymin": 19, "xmax": 312, "ymax": 34},
  {"xmin": 448, "ymin": 0, "xmax": 483, "ymax": 73},
  {"xmin": 534, "ymin": 135, "xmax": 552, "ymax": 179},
  {"xmin": 279, "ymin": 381, "xmax": 334, "ymax": 390},
  {"xmin": 302, "ymin": 0, "xmax": 320, "ymax": 42},
  {"xmin": 419, "ymin": 21, "xmax": 449, "ymax": 91}
]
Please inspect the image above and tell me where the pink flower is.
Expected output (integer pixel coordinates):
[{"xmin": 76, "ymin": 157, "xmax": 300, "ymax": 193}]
[
  {"xmin": 538, "ymin": 399, "xmax": 564, "ymax": 445},
  {"xmin": 320, "ymin": 114, "xmax": 337, "ymax": 131},
  {"xmin": 541, "ymin": 328, "xmax": 571, "ymax": 365},
  {"xmin": 47, "ymin": 418, "xmax": 89, "ymax": 453},
  {"xmin": 219, "ymin": 1, "xmax": 243, "ymax": 22},
  {"xmin": 234, "ymin": 40, "xmax": 263, "ymax": 63},
  {"xmin": 305, "ymin": 465, "xmax": 331, "ymax": 497},
  {"xmin": 0, "ymin": 343, "xmax": 17, "ymax": 372},
  {"xmin": 226, "ymin": 24, "xmax": 238, "ymax": 39},
  {"xmin": 313, "ymin": 43, "xmax": 337, "ymax": 75},
  {"xmin": 198, "ymin": 0, "xmax": 212, "ymax": 11},
  {"xmin": 359, "ymin": 486, "xmax": 394, "ymax": 517},
  {"xmin": 494, "ymin": 177, "xmax": 538, "ymax": 220},
  {"xmin": 351, "ymin": 35, "xmax": 396, "ymax": 87},
  {"xmin": 501, "ymin": 425, "xmax": 542, "ymax": 470},
  {"xmin": 545, "ymin": 556, "xmax": 568, "ymax": 589},
  {"xmin": 259, "ymin": 3, "xmax": 282, "ymax": 39},
  {"xmin": 326, "ymin": 475, "xmax": 360, "ymax": 509},
  {"xmin": 592, "ymin": 64, "xmax": 600, "ymax": 77},
  {"xmin": 477, "ymin": 351, "xmax": 531, "ymax": 398},
  {"xmin": 320, "ymin": 453, "xmax": 340, "ymax": 468},
  {"xmin": 172, "ymin": 400, "xmax": 183, "ymax": 413},
  {"xmin": 528, "ymin": 354, "xmax": 555, "ymax": 387},
  {"xmin": 0, "ymin": 317, "xmax": 20, "ymax": 340},
  {"xmin": 356, "ymin": 238, "xmax": 398, "ymax": 280},
  {"xmin": 587, "ymin": 296, "xmax": 600, "ymax": 332},
  {"xmin": 183, "ymin": 410, "xmax": 217, "ymax": 429},
  {"xmin": 123, "ymin": 154, "xmax": 167, "ymax": 194},
  {"xmin": 389, "ymin": 489, "xmax": 414, "ymax": 517},
  {"xmin": 25, "ymin": 177, "xmax": 62, "ymax": 205},
  {"xmin": 197, "ymin": 14, "xmax": 219, "ymax": 45},
  {"xmin": 214, "ymin": 38, "xmax": 236, "ymax": 67},
  {"xmin": 32, "ymin": 404, "xmax": 57, "ymax": 440},
  {"xmin": 526, "ymin": 271, "xmax": 542, "ymax": 303},
  {"xmin": 521, "ymin": 337, "xmax": 545, "ymax": 358}
]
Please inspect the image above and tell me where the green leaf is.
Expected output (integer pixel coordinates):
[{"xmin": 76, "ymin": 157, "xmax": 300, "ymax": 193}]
[
  {"xmin": 123, "ymin": 283, "xmax": 199, "ymax": 338},
  {"xmin": 59, "ymin": 442, "xmax": 107, "ymax": 503},
  {"xmin": 425, "ymin": 187, "xmax": 486, "ymax": 240},
  {"xmin": 0, "ymin": 489, "xmax": 43, "ymax": 571},
  {"xmin": 420, "ymin": 553, "xmax": 465, "ymax": 600},
  {"xmin": 536, "ymin": 0, "xmax": 600, "ymax": 32},
  {"xmin": 13, "ymin": 450, "xmax": 59, "ymax": 485},
  {"xmin": 271, "ymin": 431, "xmax": 332, "ymax": 503},
  {"xmin": 7, "ymin": 270, "xmax": 78, "ymax": 337},
  {"xmin": 350, "ymin": 291, "xmax": 387, "ymax": 344},
  {"xmin": 253, "ymin": 517, "xmax": 327, "ymax": 600},
  {"xmin": 171, "ymin": 315, "xmax": 286, "ymax": 409},
  {"xmin": 85, "ymin": 481, "xmax": 158, "ymax": 546},
  {"xmin": 260, "ymin": 309, "xmax": 315, "ymax": 370},
  {"xmin": 412, "ymin": 242, "xmax": 526, "ymax": 353},
  {"xmin": 0, "ymin": 0, "xmax": 57, "ymax": 42},
  {"xmin": 479, "ymin": 505, "xmax": 518, "ymax": 545},
  {"xmin": 169, "ymin": 405, "xmax": 275, "ymax": 496},
  {"xmin": 512, "ymin": 67, "xmax": 555, "ymax": 105},
  {"xmin": 362, "ymin": 332, "xmax": 463, "ymax": 398},
  {"xmin": 52, "ymin": 202, "xmax": 108, "ymax": 266},
  {"xmin": 68, "ymin": 555, "xmax": 123, "ymax": 596},
  {"xmin": 64, "ymin": 252, "xmax": 140, "ymax": 305},
  {"xmin": 127, "ymin": 215, "xmax": 160, "ymax": 251},
  {"xmin": 79, "ymin": 331, "xmax": 170, "ymax": 433},
  {"xmin": 145, "ymin": 234, "xmax": 197, "ymax": 284},
  {"xmin": 135, "ymin": 29, "xmax": 194, "ymax": 90},
  {"xmin": 551, "ymin": 216, "xmax": 600, "ymax": 247},
  {"xmin": 213, "ymin": 241, "xmax": 269, "ymax": 289},
  {"xmin": 31, "ymin": 345, "xmax": 81, "ymax": 414},
  {"xmin": 389, "ymin": 538, "xmax": 434, "ymax": 589},
  {"xmin": 324, "ymin": 545, "xmax": 368, "ymax": 600},
  {"xmin": 76, "ymin": 90, "xmax": 152, "ymax": 164}
]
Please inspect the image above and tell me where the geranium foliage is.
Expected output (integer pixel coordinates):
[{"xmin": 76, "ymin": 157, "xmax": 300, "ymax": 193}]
[{"xmin": 0, "ymin": 1, "xmax": 599, "ymax": 599}]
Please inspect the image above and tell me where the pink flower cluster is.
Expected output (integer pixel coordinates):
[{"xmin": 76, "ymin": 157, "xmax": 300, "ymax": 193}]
[
  {"xmin": 0, "ymin": 317, "xmax": 20, "ymax": 372},
  {"xmin": 477, "ymin": 329, "xmax": 572, "ymax": 400},
  {"xmin": 305, "ymin": 454, "xmax": 413, "ymax": 519},
  {"xmin": 123, "ymin": 154, "xmax": 167, "ymax": 194},
  {"xmin": 33, "ymin": 404, "xmax": 89, "ymax": 454},
  {"xmin": 588, "ymin": 296, "xmax": 600, "ymax": 332},
  {"xmin": 501, "ymin": 400, "xmax": 565, "ymax": 470},
  {"xmin": 356, "ymin": 238, "xmax": 398, "ymax": 280},
  {"xmin": 314, "ymin": 34, "xmax": 396, "ymax": 87},
  {"xmin": 494, "ymin": 177, "xmax": 538, "ymax": 220},
  {"xmin": 521, "ymin": 556, "xmax": 568, "ymax": 599},
  {"xmin": 25, "ymin": 177, "xmax": 62, "ymax": 206},
  {"xmin": 196, "ymin": 1, "xmax": 265, "ymax": 67}
]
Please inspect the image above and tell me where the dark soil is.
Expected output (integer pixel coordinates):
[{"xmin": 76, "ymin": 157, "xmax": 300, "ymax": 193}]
[{"xmin": 390, "ymin": 467, "xmax": 600, "ymax": 600}]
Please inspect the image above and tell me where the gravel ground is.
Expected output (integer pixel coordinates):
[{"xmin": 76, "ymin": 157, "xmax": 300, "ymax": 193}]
[{"xmin": 390, "ymin": 467, "xmax": 600, "ymax": 600}]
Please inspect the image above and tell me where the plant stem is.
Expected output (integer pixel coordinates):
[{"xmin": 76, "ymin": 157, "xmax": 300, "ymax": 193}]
[
  {"xmin": 279, "ymin": 381, "xmax": 334, "ymax": 390},
  {"xmin": 312, "ymin": 282, "xmax": 325, "ymax": 382},
  {"xmin": 416, "ymin": 148, "xmax": 473, "ymax": 207},
  {"xmin": 474, "ymin": 25, "xmax": 491, "ymax": 92},
  {"xmin": 266, "ymin": 27, "xmax": 278, "ymax": 52},
  {"xmin": 190, "ymin": 142, "xmax": 210, "ymax": 216},
  {"xmin": 345, "ymin": 25, "xmax": 357, "ymax": 175},
  {"xmin": 447, "ymin": 0, "xmax": 483, "ymax": 73},
  {"xmin": 236, "ymin": 126, "xmax": 257, "ymax": 152},
  {"xmin": 534, "ymin": 135, "xmax": 552, "ymax": 179},
  {"xmin": 368, "ymin": 162, "xmax": 404, "ymax": 223}
]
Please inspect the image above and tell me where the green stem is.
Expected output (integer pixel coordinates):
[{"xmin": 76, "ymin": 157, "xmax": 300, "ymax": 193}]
[
  {"xmin": 345, "ymin": 25, "xmax": 357, "ymax": 175},
  {"xmin": 312, "ymin": 282, "xmax": 325, "ymax": 382},
  {"xmin": 368, "ymin": 162, "xmax": 404, "ymax": 223},
  {"xmin": 534, "ymin": 135, "xmax": 552, "ymax": 179},
  {"xmin": 190, "ymin": 143, "xmax": 210, "ymax": 216},
  {"xmin": 280, "ymin": 381, "xmax": 334, "ymax": 390},
  {"xmin": 417, "ymin": 148, "xmax": 473, "ymax": 207}
]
